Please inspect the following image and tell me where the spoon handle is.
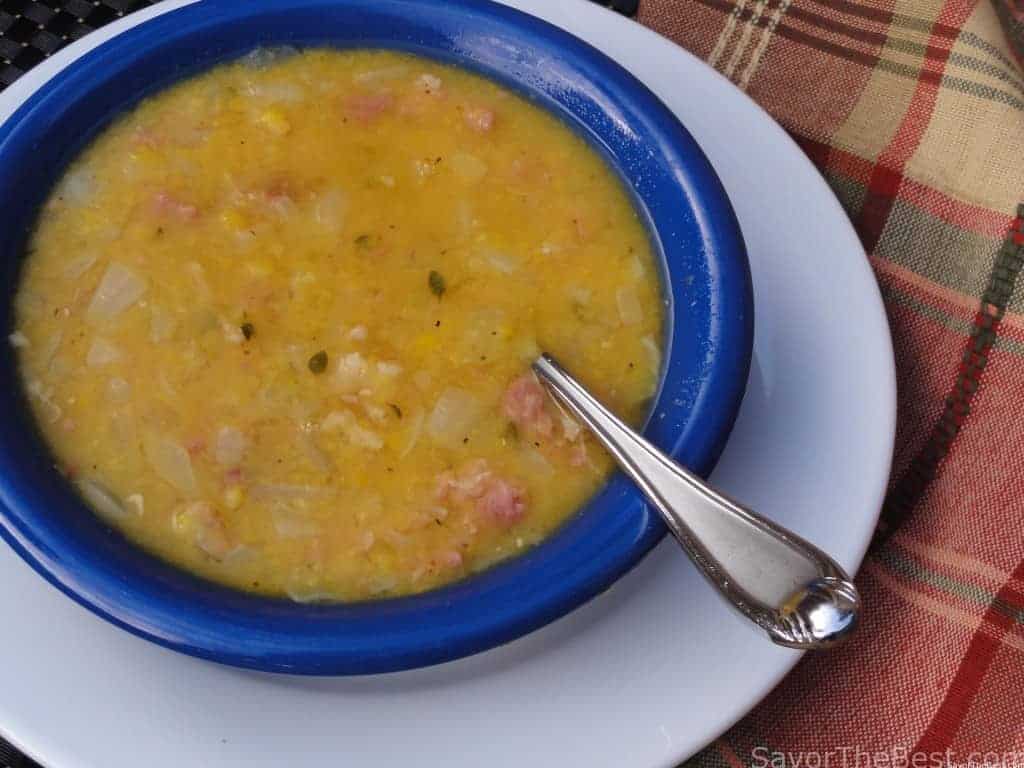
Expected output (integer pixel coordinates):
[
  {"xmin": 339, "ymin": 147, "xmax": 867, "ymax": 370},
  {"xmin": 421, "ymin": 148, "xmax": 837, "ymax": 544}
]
[{"xmin": 532, "ymin": 354, "xmax": 860, "ymax": 650}]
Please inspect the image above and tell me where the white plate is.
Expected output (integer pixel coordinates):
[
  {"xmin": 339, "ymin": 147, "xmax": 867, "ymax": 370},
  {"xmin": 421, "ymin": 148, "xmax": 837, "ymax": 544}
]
[{"xmin": 0, "ymin": 2, "xmax": 895, "ymax": 766}]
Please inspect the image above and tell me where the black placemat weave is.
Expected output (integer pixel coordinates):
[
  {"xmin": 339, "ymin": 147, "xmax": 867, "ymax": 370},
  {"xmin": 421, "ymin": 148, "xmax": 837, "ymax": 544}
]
[
  {"xmin": 0, "ymin": 0, "xmax": 639, "ymax": 89},
  {"xmin": 0, "ymin": 0, "xmax": 637, "ymax": 764},
  {"xmin": 0, "ymin": 0, "xmax": 153, "ymax": 88}
]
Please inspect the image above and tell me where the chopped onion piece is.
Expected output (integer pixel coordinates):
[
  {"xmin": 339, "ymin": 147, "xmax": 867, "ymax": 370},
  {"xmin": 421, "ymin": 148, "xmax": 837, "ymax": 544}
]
[
  {"xmin": 111, "ymin": 410, "xmax": 137, "ymax": 448},
  {"xmin": 142, "ymin": 433, "xmax": 197, "ymax": 496},
  {"xmin": 641, "ymin": 335, "xmax": 662, "ymax": 373},
  {"xmin": 450, "ymin": 152, "xmax": 488, "ymax": 184},
  {"xmin": 7, "ymin": 331, "xmax": 29, "ymax": 348},
  {"xmin": 616, "ymin": 286, "xmax": 643, "ymax": 326},
  {"xmin": 400, "ymin": 407, "xmax": 425, "ymax": 459},
  {"xmin": 107, "ymin": 377, "xmax": 131, "ymax": 402},
  {"xmin": 214, "ymin": 426, "xmax": 247, "ymax": 466},
  {"xmin": 363, "ymin": 402, "xmax": 387, "ymax": 423},
  {"xmin": 454, "ymin": 199, "xmax": 475, "ymax": 232},
  {"xmin": 272, "ymin": 505, "xmax": 320, "ymax": 538},
  {"xmin": 86, "ymin": 263, "xmax": 147, "ymax": 323},
  {"xmin": 355, "ymin": 530, "xmax": 376, "ymax": 552},
  {"xmin": 149, "ymin": 306, "xmax": 177, "ymax": 342},
  {"xmin": 40, "ymin": 331, "xmax": 63, "ymax": 366},
  {"xmin": 56, "ymin": 169, "xmax": 96, "ymax": 205},
  {"xmin": 427, "ymin": 388, "xmax": 483, "ymax": 446},
  {"xmin": 376, "ymin": 361, "xmax": 402, "ymax": 377},
  {"xmin": 298, "ymin": 429, "xmax": 334, "ymax": 471},
  {"xmin": 249, "ymin": 81, "xmax": 305, "ymax": 102},
  {"xmin": 522, "ymin": 448, "xmax": 555, "ymax": 478},
  {"xmin": 126, "ymin": 493, "xmax": 145, "ymax": 516},
  {"xmin": 365, "ymin": 574, "xmax": 398, "ymax": 595},
  {"xmin": 27, "ymin": 379, "xmax": 61, "ymax": 423},
  {"xmin": 76, "ymin": 478, "xmax": 128, "ymax": 522},
  {"xmin": 559, "ymin": 411, "xmax": 582, "ymax": 442},
  {"xmin": 482, "ymin": 249, "xmax": 518, "ymax": 274},
  {"xmin": 63, "ymin": 253, "xmax": 97, "ymax": 280},
  {"xmin": 630, "ymin": 253, "xmax": 646, "ymax": 279},
  {"xmin": 286, "ymin": 583, "xmax": 335, "ymax": 603},
  {"xmin": 314, "ymin": 188, "xmax": 347, "ymax": 232},
  {"xmin": 567, "ymin": 285, "xmax": 591, "ymax": 304},
  {"xmin": 415, "ymin": 73, "xmax": 442, "ymax": 92},
  {"xmin": 334, "ymin": 351, "xmax": 368, "ymax": 393},
  {"xmin": 241, "ymin": 46, "xmax": 298, "ymax": 69},
  {"xmin": 222, "ymin": 545, "xmax": 258, "ymax": 566},
  {"xmin": 86, "ymin": 337, "xmax": 122, "ymax": 366},
  {"xmin": 322, "ymin": 410, "xmax": 383, "ymax": 451},
  {"xmin": 353, "ymin": 64, "xmax": 409, "ymax": 84},
  {"xmin": 172, "ymin": 501, "xmax": 232, "ymax": 559},
  {"xmin": 185, "ymin": 262, "xmax": 211, "ymax": 300},
  {"xmin": 222, "ymin": 321, "xmax": 244, "ymax": 344}
]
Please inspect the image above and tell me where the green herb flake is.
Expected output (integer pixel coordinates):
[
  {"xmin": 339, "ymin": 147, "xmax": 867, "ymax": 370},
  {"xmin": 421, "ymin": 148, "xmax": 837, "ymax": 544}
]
[
  {"xmin": 428, "ymin": 270, "xmax": 446, "ymax": 297},
  {"xmin": 308, "ymin": 350, "xmax": 328, "ymax": 374},
  {"xmin": 240, "ymin": 322, "xmax": 255, "ymax": 340},
  {"xmin": 354, "ymin": 234, "xmax": 372, "ymax": 248}
]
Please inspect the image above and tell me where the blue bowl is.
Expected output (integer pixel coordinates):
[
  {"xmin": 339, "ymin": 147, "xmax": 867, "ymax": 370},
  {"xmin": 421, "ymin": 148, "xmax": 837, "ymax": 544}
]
[{"xmin": 0, "ymin": 0, "xmax": 752, "ymax": 674}]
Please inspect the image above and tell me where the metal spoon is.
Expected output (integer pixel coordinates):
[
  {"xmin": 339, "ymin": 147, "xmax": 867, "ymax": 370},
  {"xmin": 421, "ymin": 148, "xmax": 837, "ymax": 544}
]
[{"xmin": 533, "ymin": 353, "xmax": 860, "ymax": 650}]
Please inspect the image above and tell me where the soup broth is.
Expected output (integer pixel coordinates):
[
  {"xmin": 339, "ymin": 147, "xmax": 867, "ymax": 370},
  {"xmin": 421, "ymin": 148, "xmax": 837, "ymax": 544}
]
[{"xmin": 11, "ymin": 49, "xmax": 663, "ymax": 601}]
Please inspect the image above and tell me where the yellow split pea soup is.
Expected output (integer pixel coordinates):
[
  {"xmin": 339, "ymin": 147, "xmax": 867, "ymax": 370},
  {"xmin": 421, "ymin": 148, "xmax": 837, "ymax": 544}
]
[{"xmin": 11, "ymin": 48, "xmax": 664, "ymax": 602}]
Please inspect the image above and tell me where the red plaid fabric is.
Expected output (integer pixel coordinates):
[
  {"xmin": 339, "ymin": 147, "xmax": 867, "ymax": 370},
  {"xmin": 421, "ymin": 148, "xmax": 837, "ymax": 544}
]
[{"xmin": 636, "ymin": 0, "xmax": 1024, "ymax": 761}]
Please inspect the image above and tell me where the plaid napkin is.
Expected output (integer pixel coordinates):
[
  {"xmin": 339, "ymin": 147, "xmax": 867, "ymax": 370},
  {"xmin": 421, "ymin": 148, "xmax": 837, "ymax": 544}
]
[
  {"xmin": 1, "ymin": 0, "xmax": 1021, "ymax": 764},
  {"xmin": 636, "ymin": 0, "xmax": 1024, "ymax": 762}
]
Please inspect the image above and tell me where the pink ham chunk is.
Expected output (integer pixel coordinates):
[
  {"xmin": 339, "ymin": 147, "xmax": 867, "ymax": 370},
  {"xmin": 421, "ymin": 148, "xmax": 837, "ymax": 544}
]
[
  {"xmin": 435, "ymin": 458, "xmax": 492, "ymax": 503},
  {"xmin": 345, "ymin": 92, "xmax": 394, "ymax": 123},
  {"xmin": 435, "ymin": 459, "xmax": 529, "ymax": 527},
  {"xmin": 464, "ymin": 106, "xmax": 495, "ymax": 132},
  {"xmin": 152, "ymin": 191, "xmax": 199, "ymax": 221},
  {"xmin": 503, "ymin": 374, "xmax": 554, "ymax": 437},
  {"xmin": 440, "ymin": 549, "xmax": 464, "ymax": 569},
  {"xmin": 130, "ymin": 126, "xmax": 161, "ymax": 148},
  {"xmin": 476, "ymin": 477, "xmax": 527, "ymax": 526}
]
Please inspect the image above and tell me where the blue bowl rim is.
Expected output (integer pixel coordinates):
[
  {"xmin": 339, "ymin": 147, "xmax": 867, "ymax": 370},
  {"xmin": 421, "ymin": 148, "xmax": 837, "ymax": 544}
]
[{"xmin": 0, "ymin": 0, "xmax": 753, "ymax": 674}]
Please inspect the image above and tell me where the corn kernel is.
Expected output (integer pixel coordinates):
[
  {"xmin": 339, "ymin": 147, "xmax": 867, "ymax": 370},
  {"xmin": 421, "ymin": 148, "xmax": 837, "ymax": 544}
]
[
  {"xmin": 223, "ymin": 486, "xmax": 244, "ymax": 510},
  {"xmin": 219, "ymin": 208, "xmax": 247, "ymax": 231},
  {"xmin": 257, "ymin": 109, "xmax": 291, "ymax": 135},
  {"xmin": 171, "ymin": 510, "xmax": 193, "ymax": 535}
]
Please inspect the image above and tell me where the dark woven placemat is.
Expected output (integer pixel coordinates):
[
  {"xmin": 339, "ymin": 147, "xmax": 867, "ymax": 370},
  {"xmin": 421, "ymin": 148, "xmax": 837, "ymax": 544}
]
[
  {"xmin": 0, "ymin": 0, "xmax": 640, "ymax": 89},
  {"xmin": 0, "ymin": 0, "xmax": 154, "ymax": 88},
  {"xmin": 0, "ymin": 2, "xmax": 639, "ymax": 765}
]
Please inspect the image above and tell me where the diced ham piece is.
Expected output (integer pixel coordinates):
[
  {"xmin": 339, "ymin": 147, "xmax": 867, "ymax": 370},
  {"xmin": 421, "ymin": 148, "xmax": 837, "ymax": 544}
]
[
  {"xmin": 569, "ymin": 442, "xmax": 589, "ymax": 468},
  {"xmin": 435, "ymin": 459, "xmax": 528, "ymax": 527},
  {"xmin": 464, "ymin": 106, "xmax": 495, "ymax": 132},
  {"xmin": 476, "ymin": 477, "xmax": 527, "ymax": 526},
  {"xmin": 435, "ymin": 458, "xmax": 492, "ymax": 503},
  {"xmin": 130, "ymin": 126, "xmax": 160, "ymax": 148},
  {"xmin": 153, "ymin": 191, "xmax": 198, "ymax": 221},
  {"xmin": 502, "ymin": 374, "xmax": 554, "ymax": 437},
  {"xmin": 440, "ymin": 549, "xmax": 463, "ymax": 569},
  {"xmin": 346, "ymin": 92, "xmax": 394, "ymax": 123}
]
